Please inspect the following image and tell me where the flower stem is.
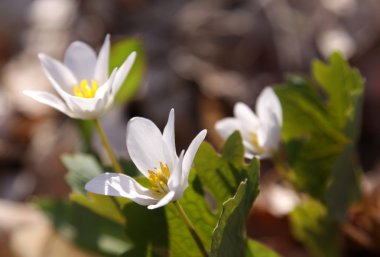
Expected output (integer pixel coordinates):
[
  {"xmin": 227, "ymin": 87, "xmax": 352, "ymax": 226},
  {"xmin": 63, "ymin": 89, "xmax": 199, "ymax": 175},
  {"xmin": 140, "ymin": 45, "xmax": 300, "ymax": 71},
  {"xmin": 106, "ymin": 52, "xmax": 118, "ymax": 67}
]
[
  {"xmin": 94, "ymin": 119, "xmax": 123, "ymax": 173},
  {"xmin": 173, "ymin": 201, "xmax": 209, "ymax": 257},
  {"xmin": 94, "ymin": 119, "xmax": 124, "ymax": 218}
]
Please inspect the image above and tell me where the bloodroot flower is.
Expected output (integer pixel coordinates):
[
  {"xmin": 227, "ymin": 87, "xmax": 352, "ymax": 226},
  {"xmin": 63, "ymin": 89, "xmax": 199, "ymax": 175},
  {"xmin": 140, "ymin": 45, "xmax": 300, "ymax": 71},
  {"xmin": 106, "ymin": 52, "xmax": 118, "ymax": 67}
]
[
  {"xmin": 85, "ymin": 109, "xmax": 207, "ymax": 209},
  {"xmin": 24, "ymin": 35, "xmax": 136, "ymax": 119},
  {"xmin": 215, "ymin": 87, "xmax": 282, "ymax": 159}
]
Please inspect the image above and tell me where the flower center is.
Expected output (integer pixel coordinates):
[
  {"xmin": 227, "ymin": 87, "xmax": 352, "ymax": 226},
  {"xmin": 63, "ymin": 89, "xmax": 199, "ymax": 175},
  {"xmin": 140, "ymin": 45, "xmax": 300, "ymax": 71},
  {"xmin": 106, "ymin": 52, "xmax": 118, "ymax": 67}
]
[
  {"xmin": 73, "ymin": 80, "xmax": 98, "ymax": 98},
  {"xmin": 148, "ymin": 162, "xmax": 171, "ymax": 195},
  {"xmin": 250, "ymin": 132, "xmax": 266, "ymax": 154}
]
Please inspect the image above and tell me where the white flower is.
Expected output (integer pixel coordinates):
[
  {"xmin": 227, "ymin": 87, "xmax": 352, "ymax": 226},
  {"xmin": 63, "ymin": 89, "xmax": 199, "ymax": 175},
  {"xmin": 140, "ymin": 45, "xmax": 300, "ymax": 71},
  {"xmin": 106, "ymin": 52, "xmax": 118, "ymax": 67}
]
[
  {"xmin": 23, "ymin": 35, "xmax": 136, "ymax": 119},
  {"xmin": 85, "ymin": 109, "xmax": 207, "ymax": 209},
  {"xmin": 215, "ymin": 87, "xmax": 282, "ymax": 159}
]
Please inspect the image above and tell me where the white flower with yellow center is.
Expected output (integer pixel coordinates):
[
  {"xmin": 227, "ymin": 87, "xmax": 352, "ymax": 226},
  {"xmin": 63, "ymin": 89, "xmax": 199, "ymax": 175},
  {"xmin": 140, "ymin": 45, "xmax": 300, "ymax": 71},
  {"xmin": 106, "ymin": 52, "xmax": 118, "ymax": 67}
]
[
  {"xmin": 85, "ymin": 109, "xmax": 207, "ymax": 209},
  {"xmin": 215, "ymin": 87, "xmax": 282, "ymax": 159},
  {"xmin": 23, "ymin": 35, "xmax": 136, "ymax": 120}
]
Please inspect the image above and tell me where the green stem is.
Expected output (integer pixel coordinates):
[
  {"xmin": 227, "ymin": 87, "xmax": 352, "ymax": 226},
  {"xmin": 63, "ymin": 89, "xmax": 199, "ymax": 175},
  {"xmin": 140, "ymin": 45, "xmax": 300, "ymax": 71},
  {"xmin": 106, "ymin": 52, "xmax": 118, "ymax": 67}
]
[
  {"xmin": 94, "ymin": 119, "xmax": 124, "ymax": 218},
  {"xmin": 173, "ymin": 201, "xmax": 209, "ymax": 257},
  {"xmin": 94, "ymin": 119, "xmax": 123, "ymax": 173}
]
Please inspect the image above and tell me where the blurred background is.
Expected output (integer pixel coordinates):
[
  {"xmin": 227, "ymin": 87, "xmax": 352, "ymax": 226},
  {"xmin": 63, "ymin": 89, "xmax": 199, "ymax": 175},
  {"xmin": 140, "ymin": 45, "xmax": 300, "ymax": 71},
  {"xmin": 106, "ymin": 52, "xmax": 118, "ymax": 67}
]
[{"xmin": 1, "ymin": 0, "xmax": 380, "ymax": 256}]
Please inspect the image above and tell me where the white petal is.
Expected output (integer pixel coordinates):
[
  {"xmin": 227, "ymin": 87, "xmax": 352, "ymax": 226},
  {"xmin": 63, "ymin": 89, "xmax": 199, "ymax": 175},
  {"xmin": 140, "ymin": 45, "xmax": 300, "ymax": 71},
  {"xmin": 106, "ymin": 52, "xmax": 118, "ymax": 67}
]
[
  {"xmin": 256, "ymin": 87, "xmax": 282, "ymax": 127},
  {"xmin": 64, "ymin": 96, "xmax": 104, "ymax": 119},
  {"xmin": 94, "ymin": 34, "xmax": 110, "ymax": 84},
  {"xmin": 233, "ymin": 102, "xmax": 261, "ymax": 141},
  {"xmin": 147, "ymin": 191, "xmax": 175, "ymax": 209},
  {"xmin": 234, "ymin": 102, "xmax": 260, "ymax": 129},
  {"xmin": 64, "ymin": 41, "xmax": 97, "ymax": 81},
  {"xmin": 214, "ymin": 117, "xmax": 240, "ymax": 139},
  {"xmin": 38, "ymin": 54, "xmax": 77, "ymax": 97},
  {"xmin": 252, "ymin": 152, "xmax": 271, "ymax": 160},
  {"xmin": 23, "ymin": 90, "xmax": 74, "ymax": 117},
  {"xmin": 66, "ymin": 96, "xmax": 103, "ymax": 112},
  {"xmin": 85, "ymin": 173, "xmax": 158, "ymax": 206},
  {"xmin": 95, "ymin": 68, "xmax": 118, "ymax": 100},
  {"xmin": 126, "ymin": 117, "xmax": 172, "ymax": 177},
  {"xmin": 168, "ymin": 150, "xmax": 184, "ymax": 199},
  {"xmin": 112, "ymin": 52, "xmax": 137, "ymax": 94},
  {"xmin": 163, "ymin": 109, "xmax": 177, "ymax": 166},
  {"xmin": 244, "ymin": 151, "xmax": 254, "ymax": 159},
  {"xmin": 242, "ymin": 139, "xmax": 255, "ymax": 154},
  {"xmin": 257, "ymin": 123, "xmax": 281, "ymax": 153},
  {"xmin": 181, "ymin": 130, "xmax": 207, "ymax": 189}
]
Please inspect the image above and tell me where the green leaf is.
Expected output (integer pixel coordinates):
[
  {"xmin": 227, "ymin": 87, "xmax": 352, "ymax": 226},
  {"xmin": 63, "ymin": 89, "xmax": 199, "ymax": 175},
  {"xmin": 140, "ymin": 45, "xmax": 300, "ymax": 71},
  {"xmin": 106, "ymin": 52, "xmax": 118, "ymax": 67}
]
[
  {"xmin": 275, "ymin": 53, "xmax": 364, "ymax": 205},
  {"xmin": 121, "ymin": 203, "xmax": 168, "ymax": 257},
  {"xmin": 289, "ymin": 199, "xmax": 341, "ymax": 257},
  {"xmin": 211, "ymin": 176, "xmax": 259, "ymax": 257},
  {"xmin": 37, "ymin": 199, "xmax": 131, "ymax": 257},
  {"xmin": 194, "ymin": 132, "xmax": 262, "ymax": 257},
  {"xmin": 164, "ymin": 174, "xmax": 216, "ymax": 257},
  {"xmin": 313, "ymin": 52, "xmax": 364, "ymax": 129},
  {"xmin": 211, "ymin": 180, "xmax": 248, "ymax": 257},
  {"xmin": 62, "ymin": 153, "xmax": 103, "ymax": 194},
  {"xmin": 194, "ymin": 132, "xmax": 255, "ymax": 212},
  {"xmin": 109, "ymin": 38, "xmax": 145, "ymax": 104},
  {"xmin": 120, "ymin": 170, "xmax": 217, "ymax": 257},
  {"xmin": 62, "ymin": 153, "xmax": 127, "ymax": 224},
  {"xmin": 275, "ymin": 76, "xmax": 347, "ymax": 144},
  {"xmin": 70, "ymin": 192, "xmax": 126, "ymax": 225},
  {"xmin": 246, "ymin": 240, "xmax": 282, "ymax": 257},
  {"xmin": 275, "ymin": 54, "xmax": 364, "ymax": 257},
  {"xmin": 325, "ymin": 145, "xmax": 362, "ymax": 221},
  {"xmin": 221, "ymin": 131, "xmax": 245, "ymax": 166},
  {"xmin": 274, "ymin": 78, "xmax": 347, "ymax": 199},
  {"xmin": 312, "ymin": 53, "xmax": 364, "ymax": 221}
]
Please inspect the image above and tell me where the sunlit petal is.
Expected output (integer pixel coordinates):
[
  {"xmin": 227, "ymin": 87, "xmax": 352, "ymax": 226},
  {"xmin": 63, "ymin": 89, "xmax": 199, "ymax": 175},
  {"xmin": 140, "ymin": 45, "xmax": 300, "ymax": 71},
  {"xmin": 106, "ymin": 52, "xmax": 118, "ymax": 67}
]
[
  {"xmin": 127, "ymin": 117, "xmax": 172, "ymax": 177},
  {"xmin": 163, "ymin": 108, "xmax": 178, "ymax": 166},
  {"xmin": 234, "ymin": 102, "xmax": 260, "ymax": 129},
  {"xmin": 182, "ymin": 130, "xmax": 207, "ymax": 189},
  {"xmin": 168, "ymin": 150, "xmax": 184, "ymax": 199},
  {"xmin": 147, "ymin": 191, "xmax": 175, "ymax": 210},
  {"xmin": 38, "ymin": 54, "xmax": 77, "ymax": 97},
  {"xmin": 256, "ymin": 87, "xmax": 282, "ymax": 127},
  {"xmin": 215, "ymin": 118, "xmax": 240, "ymax": 139},
  {"xmin": 233, "ymin": 102, "xmax": 261, "ymax": 140},
  {"xmin": 23, "ymin": 91, "xmax": 73, "ymax": 117},
  {"xmin": 94, "ymin": 34, "xmax": 110, "ymax": 84},
  {"xmin": 95, "ymin": 68, "xmax": 118, "ymax": 100},
  {"xmin": 64, "ymin": 41, "xmax": 97, "ymax": 81},
  {"xmin": 85, "ymin": 173, "xmax": 158, "ymax": 206}
]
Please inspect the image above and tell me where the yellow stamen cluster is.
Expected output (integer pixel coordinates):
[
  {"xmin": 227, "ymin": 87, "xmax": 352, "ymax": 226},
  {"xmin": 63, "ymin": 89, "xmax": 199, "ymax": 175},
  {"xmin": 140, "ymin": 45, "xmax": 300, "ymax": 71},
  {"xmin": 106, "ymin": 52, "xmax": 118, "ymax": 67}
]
[
  {"xmin": 250, "ymin": 132, "xmax": 266, "ymax": 154},
  {"xmin": 148, "ymin": 162, "xmax": 171, "ymax": 195},
  {"xmin": 73, "ymin": 80, "xmax": 98, "ymax": 98}
]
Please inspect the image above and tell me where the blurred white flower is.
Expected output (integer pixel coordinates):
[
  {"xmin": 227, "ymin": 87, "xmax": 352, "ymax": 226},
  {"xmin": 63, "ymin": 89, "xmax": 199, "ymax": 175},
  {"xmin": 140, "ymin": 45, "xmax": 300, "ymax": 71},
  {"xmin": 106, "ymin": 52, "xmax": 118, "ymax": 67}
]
[
  {"xmin": 215, "ymin": 87, "xmax": 282, "ymax": 159},
  {"xmin": 24, "ymin": 35, "xmax": 136, "ymax": 119},
  {"xmin": 317, "ymin": 28, "xmax": 356, "ymax": 59},
  {"xmin": 85, "ymin": 109, "xmax": 207, "ymax": 209}
]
